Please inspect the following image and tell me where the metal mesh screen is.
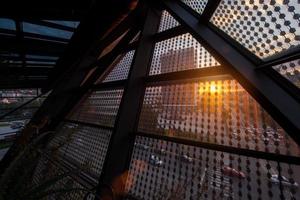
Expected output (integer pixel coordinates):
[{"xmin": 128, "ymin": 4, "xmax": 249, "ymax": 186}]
[
  {"xmin": 125, "ymin": 136, "xmax": 300, "ymax": 200},
  {"xmin": 180, "ymin": 0, "xmax": 208, "ymax": 14},
  {"xmin": 150, "ymin": 33, "xmax": 220, "ymax": 75},
  {"xmin": 138, "ymin": 78, "xmax": 300, "ymax": 157},
  {"xmin": 210, "ymin": 0, "xmax": 300, "ymax": 59},
  {"xmin": 158, "ymin": 11, "xmax": 180, "ymax": 32},
  {"xmin": 273, "ymin": 58, "xmax": 300, "ymax": 88},
  {"xmin": 102, "ymin": 50, "xmax": 135, "ymax": 83},
  {"xmin": 32, "ymin": 156, "xmax": 91, "ymax": 199},
  {"xmin": 67, "ymin": 89, "xmax": 124, "ymax": 127},
  {"xmin": 48, "ymin": 122, "xmax": 112, "ymax": 178}
]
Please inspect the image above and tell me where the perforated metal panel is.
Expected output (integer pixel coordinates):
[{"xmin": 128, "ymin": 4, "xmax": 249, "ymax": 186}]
[
  {"xmin": 211, "ymin": 0, "xmax": 300, "ymax": 59},
  {"xmin": 150, "ymin": 33, "xmax": 220, "ymax": 75},
  {"xmin": 180, "ymin": 0, "xmax": 208, "ymax": 14},
  {"xmin": 48, "ymin": 122, "xmax": 112, "ymax": 177},
  {"xmin": 32, "ymin": 156, "xmax": 90, "ymax": 200},
  {"xmin": 67, "ymin": 89, "xmax": 124, "ymax": 127},
  {"xmin": 125, "ymin": 136, "xmax": 300, "ymax": 200},
  {"xmin": 102, "ymin": 50, "xmax": 135, "ymax": 83},
  {"xmin": 273, "ymin": 58, "xmax": 300, "ymax": 88},
  {"xmin": 138, "ymin": 78, "xmax": 300, "ymax": 157},
  {"xmin": 158, "ymin": 11, "xmax": 180, "ymax": 32}
]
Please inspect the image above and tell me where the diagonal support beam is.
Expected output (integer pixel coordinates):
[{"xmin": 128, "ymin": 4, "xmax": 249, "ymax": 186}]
[
  {"xmin": 161, "ymin": 0, "xmax": 300, "ymax": 145},
  {"xmin": 96, "ymin": 4, "xmax": 161, "ymax": 198},
  {"xmin": 200, "ymin": 0, "xmax": 222, "ymax": 20}
]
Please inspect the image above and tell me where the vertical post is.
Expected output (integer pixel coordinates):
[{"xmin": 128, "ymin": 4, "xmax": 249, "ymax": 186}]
[
  {"xmin": 97, "ymin": 2, "xmax": 161, "ymax": 199},
  {"xmin": 15, "ymin": 19, "xmax": 26, "ymax": 77}
]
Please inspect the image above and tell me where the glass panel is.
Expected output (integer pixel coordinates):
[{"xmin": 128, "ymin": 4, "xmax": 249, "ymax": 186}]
[
  {"xmin": 48, "ymin": 122, "xmax": 112, "ymax": 178},
  {"xmin": 26, "ymin": 54, "xmax": 59, "ymax": 60},
  {"xmin": 150, "ymin": 33, "xmax": 220, "ymax": 75},
  {"xmin": 180, "ymin": 0, "xmax": 208, "ymax": 14},
  {"xmin": 101, "ymin": 50, "xmax": 135, "ymax": 83},
  {"xmin": 67, "ymin": 89, "xmax": 124, "ymax": 127},
  {"xmin": 0, "ymin": 18, "xmax": 15, "ymax": 30},
  {"xmin": 0, "ymin": 53, "xmax": 19, "ymax": 58},
  {"xmin": 158, "ymin": 11, "xmax": 180, "ymax": 32},
  {"xmin": 211, "ymin": 0, "xmax": 300, "ymax": 59},
  {"xmin": 273, "ymin": 59, "xmax": 300, "ymax": 88},
  {"xmin": 125, "ymin": 136, "xmax": 300, "ymax": 199},
  {"xmin": 23, "ymin": 22, "xmax": 73, "ymax": 39},
  {"xmin": 0, "ymin": 18, "xmax": 16, "ymax": 30},
  {"xmin": 26, "ymin": 61, "xmax": 56, "ymax": 65},
  {"xmin": 44, "ymin": 20, "xmax": 80, "ymax": 28},
  {"xmin": 138, "ymin": 78, "xmax": 300, "ymax": 157}
]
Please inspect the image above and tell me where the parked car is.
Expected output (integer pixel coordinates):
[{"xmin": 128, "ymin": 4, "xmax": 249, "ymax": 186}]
[
  {"xmin": 10, "ymin": 122, "xmax": 24, "ymax": 129},
  {"xmin": 135, "ymin": 143, "xmax": 150, "ymax": 150},
  {"xmin": 154, "ymin": 148, "xmax": 166, "ymax": 155},
  {"xmin": 180, "ymin": 153, "xmax": 193, "ymax": 163},
  {"xmin": 270, "ymin": 175, "xmax": 299, "ymax": 188},
  {"xmin": 261, "ymin": 135, "xmax": 270, "ymax": 143},
  {"xmin": 149, "ymin": 155, "xmax": 163, "ymax": 167},
  {"xmin": 231, "ymin": 130, "xmax": 239, "ymax": 139},
  {"xmin": 222, "ymin": 166, "xmax": 246, "ymax": 178}
]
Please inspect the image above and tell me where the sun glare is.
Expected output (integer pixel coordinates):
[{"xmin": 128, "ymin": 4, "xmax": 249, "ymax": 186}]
[{"xmin": 210, "ymin": 84, "xmax": 217, "ymax": 93}]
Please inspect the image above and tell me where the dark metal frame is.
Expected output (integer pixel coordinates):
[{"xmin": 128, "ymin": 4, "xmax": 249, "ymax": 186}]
[
  {"xmin": 161, "ymin": 0, "xmax": 300, "ymax": 146},
  {"xmin": 96, "ymin": 4, "xmax": 162, "ymax": 198},
  {"xmin": 137, "ymin": 131, "xmax": 300, "ymax": 165},
  {"xmin": 2, "ymin": 0, "xmax": 300, "ymax": 199}
]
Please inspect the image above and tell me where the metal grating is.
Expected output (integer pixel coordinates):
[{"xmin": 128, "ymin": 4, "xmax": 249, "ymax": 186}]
[
  {"xmin": 158, "ymin": 11, "xmax": 180, "ymax": 32},
  {"xmin": 48, "ymin": 122, "xmax": 112, "ymax": 178},
  {"xmin": 102, "ymin": 50, "xmax": 135, "ymax": 83},
  {"xmin": 125, "ymin": 136, "xmax": 300, "ymax": 200},
  {"xmin": 180, "ymin": 0, "xmax": 208, "ymax": 14},
  {"xmin": 138, "ymin": 78, "xmax": 300, "ymax": 157},
  {"xmin": 150, "ymin": 33, "xmax": 220, "ymax": 75},
  {"xmin": 273, "ymin": 58, "xmax": 300, "ymax": 88},
  {"xmin": 32, "ymin": 156, "xmax": 91, "ymax": 199},
  {"xmin": 67, "ymin": 89, "xmax": 124, "ymax": 127},
  {"xmin": 210, "ymin": 0, "xmax": 300, "ymax": 59}
]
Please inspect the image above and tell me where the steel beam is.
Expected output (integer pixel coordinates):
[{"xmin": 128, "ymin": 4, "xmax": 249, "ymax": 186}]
[
  {"xmin": 46, "ymin": 0, "xmax": 138, "ymax": 89},
  {"xmin": 137, "ymin": 132, "xmax": 300, "ymax": 165},
  {"xmin": 153, "ymin": 25, "xmax": 187, "ymax": 42},
  {"xmin": 145, "ymin": 66, "xmax": 229, "ymax": 83},
  {"xmin": 0, "ymin": 80, "xmax": 47, "ymax": 89},
  {"xmin": 200, "ymin": 0, "xmax": 222, "ymax": 20},
  {"xmin": 161, "ymin": 0, "xmax": 300, "ymax": 146},
  {"xmin": 258, "ymin": 49, "xmax": 300, "ymax": 69},
  {"xmin": 93, "ymin": 80, "xmax": 127, "ymax": 90},
  {"xmin": 96, "ymin": 4, "xmax": 161, "ymax": 199},
  {"xmin": 0, "ymin": 0, "xmax": 93, "ymax": 20},
  {"xmin": 0, "ymin": 35, "xmax": 66, "ymax": 55},
  {"xmin": 0, "ymin": 0, "xmax": 138, "ymax": 174},
  {"xmin": 0, "ymin": 66, "xmax": 52, "ymax": 75},
  {"xmin": 0, "ymin": 55, "xmax": 58, "ymax": 63}
]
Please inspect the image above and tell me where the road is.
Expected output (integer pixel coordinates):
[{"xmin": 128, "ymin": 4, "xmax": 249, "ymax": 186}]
[
  {"xmin": 0, "ymin": 126, "xmax": 18, "ymax": 135},
  {"xmin": 126, "ymin": 139, "xmax": 300, "ymax": 200}
]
